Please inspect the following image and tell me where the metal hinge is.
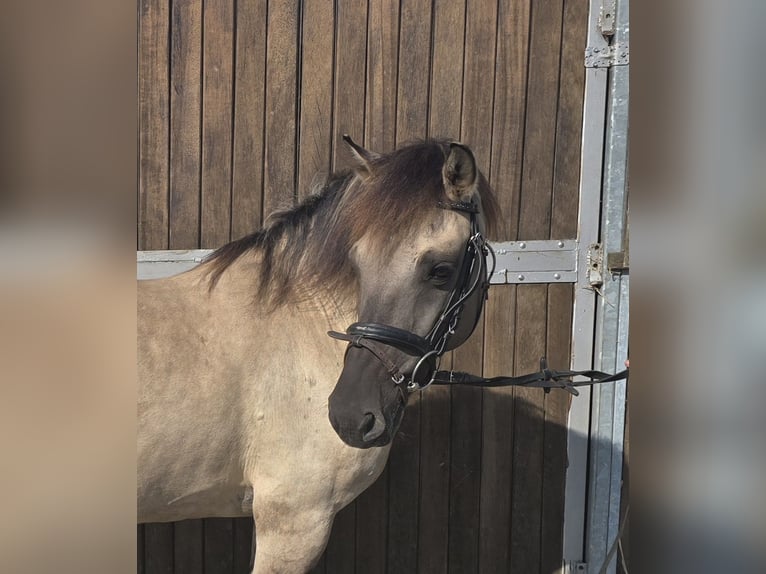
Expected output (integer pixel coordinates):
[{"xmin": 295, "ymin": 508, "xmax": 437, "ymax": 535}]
[
  {"xmin": 489, "ymin": 239, "xmax": 578, "ymax": 285},
  {"xmin": 587, "ymin": 243, "xmax": 603, "ymax": 287},
  {"xmin": 584, "ymin": 42, "xmax": 629, "ymax": 68}
]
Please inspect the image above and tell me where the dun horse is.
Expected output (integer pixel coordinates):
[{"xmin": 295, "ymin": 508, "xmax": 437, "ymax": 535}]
[{"xmin": 138, "ymin": 138, "xmax": 499, "ymax": 572}]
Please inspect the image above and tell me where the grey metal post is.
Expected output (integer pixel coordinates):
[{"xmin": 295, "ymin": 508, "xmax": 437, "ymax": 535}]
[
  {"xmin": 586, "ymin": 0, "xmax": 629, "ymax": 571},
  {"xmin": 562, "ymin": 0, "xmax": 629, "ymax": 571},
  {"xmin": 561, "ymin": 0, "xmax": 611, "ymax": 570}
]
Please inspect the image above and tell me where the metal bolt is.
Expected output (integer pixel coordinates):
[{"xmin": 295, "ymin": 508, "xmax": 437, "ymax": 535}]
[
  {"xmin": 553, "ymin": 273, "xmax": 561, "ymax": 280},
  {"xmin": 557, "ymin": 241, "xmax": 565, "ymax": 248},
  {"xmin": 517, "ymin": 274, "xmax": 525, "ymax": 281},
  {"xmin": 519, "ymin": 242, "xmax": 526, "ymax": 249}
]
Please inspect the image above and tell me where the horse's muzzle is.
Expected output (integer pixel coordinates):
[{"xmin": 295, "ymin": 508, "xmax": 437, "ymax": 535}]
[{"xmin": 328, "ymin": 346, "xmax": 408, "ymax": 448}]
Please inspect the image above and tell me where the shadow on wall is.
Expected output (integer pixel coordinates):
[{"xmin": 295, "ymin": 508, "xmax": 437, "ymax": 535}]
[{"xmin": 137, "ymin": 393, "xmax": 629, "ymax": 574}]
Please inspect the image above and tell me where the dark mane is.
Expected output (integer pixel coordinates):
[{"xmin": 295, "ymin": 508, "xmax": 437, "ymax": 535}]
[{"xmin": 203, "ymin": 139, "xmax": 500, "ymax": 306}]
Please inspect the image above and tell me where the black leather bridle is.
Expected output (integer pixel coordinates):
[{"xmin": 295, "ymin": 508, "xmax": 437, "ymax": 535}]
[
  {"xmin": 328, "ymin": 200, "xmax": 629, "ymax": 395},
  {"xmin": 328, "ymin": 200, "xmax": 492, "ymax": 392}
]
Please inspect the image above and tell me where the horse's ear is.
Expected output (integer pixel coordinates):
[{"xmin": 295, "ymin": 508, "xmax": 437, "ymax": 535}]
[
  {"xmin": 343, "ymin": 134, "xmax": 379, "ymax": 178},
  {"xmin": 442, "ymin": 143, "xmax": 478, "ymax": 202}
]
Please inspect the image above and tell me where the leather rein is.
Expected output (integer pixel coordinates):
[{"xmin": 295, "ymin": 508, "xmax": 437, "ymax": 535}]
[{"xmin": 328, "ymin": 201, "xmax": 628, "ymax": 396}]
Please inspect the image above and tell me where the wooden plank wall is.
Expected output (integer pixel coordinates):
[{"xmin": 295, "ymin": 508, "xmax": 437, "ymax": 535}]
[{"xmin": 138, "ymin": 0, "xmax": 587, "ymax": 572}]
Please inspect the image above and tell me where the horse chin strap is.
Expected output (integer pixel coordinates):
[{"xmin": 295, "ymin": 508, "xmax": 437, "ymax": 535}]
[{"xmin": 328, "ymin": 201, "xmax": 630, "ymax": 394}]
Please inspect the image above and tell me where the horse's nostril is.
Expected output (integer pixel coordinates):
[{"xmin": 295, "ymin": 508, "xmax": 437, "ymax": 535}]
[
  {"xmin": 360, "ymin": 412, "xmax": 385, "ymax": 443},
  {"xmin": 360, "ymin": 412, "xmax": 376, "ymax": 435}
]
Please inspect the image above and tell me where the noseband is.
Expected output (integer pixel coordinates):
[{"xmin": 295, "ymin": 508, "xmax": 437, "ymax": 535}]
[{"xmin": 328, "ymin": 200, "xmax": 494, "ymax": 392}]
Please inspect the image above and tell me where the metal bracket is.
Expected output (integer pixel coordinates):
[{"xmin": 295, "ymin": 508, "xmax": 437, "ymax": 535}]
[
  {"xmin": 599, "ymin": 0, "xmax": 617, "ymax": 36},
  {"xmin": 565, "ymin": 561, "xmax": 588, "ymax": 573},
  {"xmin": 584, "ymin": 43, "xmax": 629, "ymax": 68},
  {"xmin": 489, "ymin": 239, "xmax": 578, "ymax": 285},
  {"xmin": 587, "ymin": 243, "xmax": 604, "ymax": 287}
]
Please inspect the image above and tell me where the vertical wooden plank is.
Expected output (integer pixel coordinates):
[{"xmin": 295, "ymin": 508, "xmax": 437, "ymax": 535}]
[
  {"xmin": 326, "ymin": 504, "xmax": 356, "ymax": 574},
  {"xmin": 448, "ymin": 1, "xmax": 497, "ymax": 572},
  {"xmin": 138, "ymin": 525, "xmax": 145, "ymax": 574},
  {"xmin": 477, "ymin": 286, "xmax": 516, "ymax": 574},
  {"xmin": 489, "ymin": 0, "xmax": 531, "ymax": 243},
  {"xmin": 517, "ymin": 0, "xmax": 563, "ymax": 242},
  {"xmin": 200, "ymin": 0, "xmax": 234, "ymax": 248},
  {"xmin": 541, "ymin": 283, "xmax": 573, "ymax": 574},
  {"xmin": 169, "ymin": 0, "xmax": 202, "ymax": 249},
  {"xmin": 386, "ymin": 1, "xmax": 432, "ymax": 572},
  {"xmin": 297, "ymin": 1, "xmax": 335, "ymax": 199},
  {"xmin": 478, "ymin": 0, "xmax": 530, "ymax": 569},
  {"xmin": 138, "ymin": 0, "xmax": 170, "ymax": 251},
  {"xmin": 394, "ymin": 0, "xmax": 431, "ymax": 142},
  {"xmin": 509, "ymin": 1, "xmax": 563, "ymax": 571},
  {"xmin": 263, "ymin": 1, "xmax": 299, "ymax": 217},
  {"xmin": 551, "ymin": 0, "xmax": 588, "ymax": 241},
  {"xmin": 355, "ymin": 471, "xmax": 388, "ymax": 574},
  {"xmin": 231, "ymin": 0, "xmax": 267, "ymax": 238},
  {"xmin": 366, "ymin": 0, "xmax": 399, "ymax": 153},
  {"xmin": 427, "ymin": 0, "xmax": 465, "ymax": 139},
  {"xmin": 204, "ymin": 517, "xmax": 233, "ymax": 573},
  {"xmin": 233, "ymin": 518, "xmax": 254, "ymax": 574},
  {"xmin": 173, "ymin": 519, "xmax": 203, "ymax": 574},
  {"xmin": 417, "ymin": 2, "xmax": 465, "ymax": 573},
  {"xmin": 144, "ymin": 522, "xmax": 174, "ymax": 574},
  {"xmin": 509, "ymin": 285, "xmax": 548, "ymax": 574},
  {"xmin": 332, "ymin": 0, "xmax": 368, "ymax": 171}
]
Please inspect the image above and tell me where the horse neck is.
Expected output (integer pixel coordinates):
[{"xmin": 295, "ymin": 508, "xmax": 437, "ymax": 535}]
[{"xmin": 207, "ymin": 250, "xmax": 357, "ymax": 346}]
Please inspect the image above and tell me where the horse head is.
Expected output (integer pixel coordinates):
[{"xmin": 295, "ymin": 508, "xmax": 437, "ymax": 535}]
[{"xmin": 328, "ymin": 137, "xmax": 498, "ymax": 448}]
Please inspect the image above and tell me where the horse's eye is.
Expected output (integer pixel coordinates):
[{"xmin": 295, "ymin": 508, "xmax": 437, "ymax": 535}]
[{"xmin": 428, "ymin": 263, "xmax": 455, "ymax": 286}]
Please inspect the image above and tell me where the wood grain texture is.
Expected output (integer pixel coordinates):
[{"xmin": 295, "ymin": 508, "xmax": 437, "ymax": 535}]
[
  {"xmin": 169, "ymin": 0, "xmax": 201, "ymax": 249},
  {"xmin": 297, "ymin": 1, "xmax": 335, "ymax": 199},
  {"xmin": 138, "ymin": 0, "xmax": 169, "ymax": 251},
  {"xmin": 233, "ymin": 517, "xmax": 254, "ymax": 573},
  {"xmin": 509, "ymin": 284, "xmax": 548, "ymax": 574},
  {"xmin": 204, "ymin": 517, "xmax": 233, "ymax": 573},
  {"xmin": 173, "ymin": 519, "xmax": 203, "ymax": 574},
  {"xmin": 541, "ymin": 283, "xmax": 573, "ymax": 574},
  {"xmin": 325, "ymin": 504, "xmax": 356, "ymax": 574},
  {"xmin": 138, "ymin": 525, "xmax": 145, "ymax": 574},
  {"xmin": 428, "ymin": 0, "xmax": 465, "ymax": 140},
  {"xmin": 231, "ymin": 0, "xmax": 267, "ymax": 238},
  {"xmin": 416, "ymin": 384, "xmax": 451, "ymax": 574},
  {"xmin": 200, "ymin": 0, "xmax": 234, "ymax": 248},
  {"xmin": 518, "ymin": 0, "xmax": 563, "ymax": 241},
  {"xmin": 144, "ymin": 523, "xmax": 173, "ymax": 574},
  {"xmin": 490, "ymin": 0, "xmax": 531, "ymax": 242},
  {"xmin": 366, "ymin": 0, "xmax": 399, "ymax": 153},
  {"xmin": 263, "ymin": 1, "xmax": 299, "ymax": 218},
  {"xmin": 551, "ymin": 0, "xmax": 588, "ymax": 240},
  {"xmin": 354, "ymin": 469, "xmax": 388, "ymax": 574},
  {"xmin": 478, "ymin": 286, "xmax": 516, "ymax": 574},
  {"xmin": 394, "ymin": 0, "xmax": 431, "ymax": 143},
  {"xmin": 332, "ymin": 0, "xmax": 368, "ymax": 171}
]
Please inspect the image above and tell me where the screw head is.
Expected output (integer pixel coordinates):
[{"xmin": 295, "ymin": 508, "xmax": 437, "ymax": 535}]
[
  {"xmin": 519, "ymin": 242, "xmax": 526, "ymax": 249},
  {"xmin": 553, "ymin": 273, "xmax": 561, "ymax": 280},
  {"xmin": 558, "ymin": 241, "xmax": 565, "ymax": 248},
  {"xmin": 517, "ymin": 274, "xmax": 525, "ymax": 281}
]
